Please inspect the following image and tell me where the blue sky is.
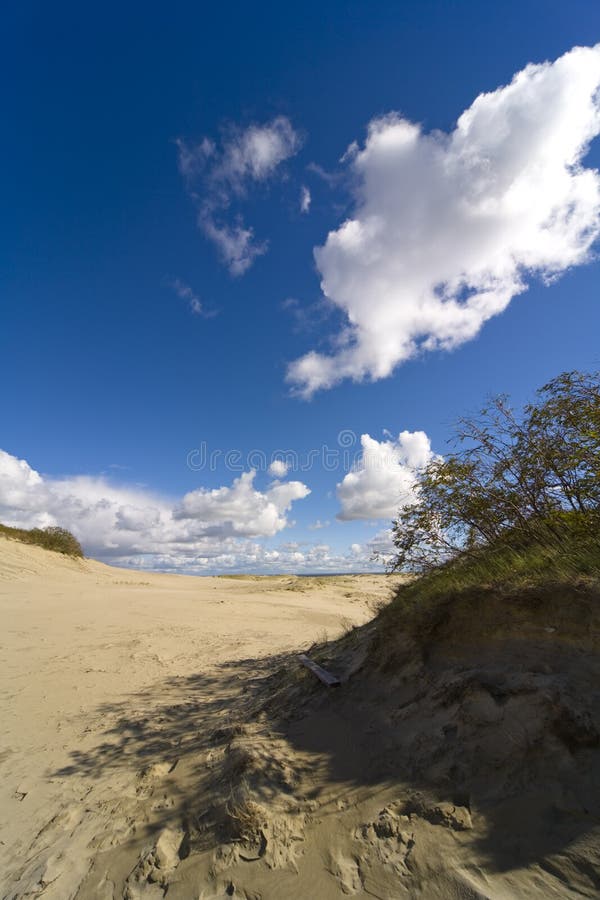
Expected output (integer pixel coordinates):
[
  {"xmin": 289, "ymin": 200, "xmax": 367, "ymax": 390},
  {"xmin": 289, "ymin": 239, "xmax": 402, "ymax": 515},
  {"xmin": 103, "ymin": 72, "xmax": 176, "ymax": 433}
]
[{"xmin": 2, "ymin": 1, "xmax": 600, "ymax": 573}]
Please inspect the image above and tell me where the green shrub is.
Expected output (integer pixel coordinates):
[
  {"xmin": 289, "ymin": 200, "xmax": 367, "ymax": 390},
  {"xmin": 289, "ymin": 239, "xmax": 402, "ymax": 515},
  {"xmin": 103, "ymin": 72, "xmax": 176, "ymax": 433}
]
[
  {"xmin": 0, "ymin": 523, "xmax": 84, "ymax": 557},
  {"xmin": 389, "ymin": 370, "xmax": 600, "ymax": 573}
]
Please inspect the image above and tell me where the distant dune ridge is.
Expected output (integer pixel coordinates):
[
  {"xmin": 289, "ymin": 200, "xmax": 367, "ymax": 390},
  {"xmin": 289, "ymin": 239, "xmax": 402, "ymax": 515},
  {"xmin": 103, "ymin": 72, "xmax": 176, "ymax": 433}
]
[{"xmin": 1, "ymin": 531, "xmax": 600, "ymax": 898}]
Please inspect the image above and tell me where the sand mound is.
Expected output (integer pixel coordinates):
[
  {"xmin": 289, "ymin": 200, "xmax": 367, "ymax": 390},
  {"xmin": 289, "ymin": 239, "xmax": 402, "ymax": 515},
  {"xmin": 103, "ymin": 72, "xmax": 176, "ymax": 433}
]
[
  {"xmin": 3, "ymin": 534, "xmax": 599, "ymax": 898},
  {"xmin": 74, "ymin": 583, "xmax": 600, "ymax": 899}
]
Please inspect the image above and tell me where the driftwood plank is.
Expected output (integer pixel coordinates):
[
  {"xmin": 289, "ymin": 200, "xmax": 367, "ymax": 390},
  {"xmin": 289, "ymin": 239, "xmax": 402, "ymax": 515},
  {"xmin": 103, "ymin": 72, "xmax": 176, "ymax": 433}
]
[{"xmin": 297, "ymin": 653, "xmax": 341, "ymax": 687}]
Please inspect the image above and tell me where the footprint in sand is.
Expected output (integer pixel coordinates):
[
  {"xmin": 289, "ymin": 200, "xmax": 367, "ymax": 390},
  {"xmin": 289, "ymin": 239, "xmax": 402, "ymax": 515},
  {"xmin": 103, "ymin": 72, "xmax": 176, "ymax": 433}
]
[
  {"xmin": 354, "ymin": 805, "xmax": 415, "ymax": 877},
  {"xmin": 123, "ymin": 826, "xmax": 187, "ymax": 896},
  {"xmin": 326, "ymin": 848, "xmax": 363, "ymax": 894},
  {"xmin": 135, "ymin": 759, "xmax": 179, "ymax": 798},
  {"xmin": 141, "ymin": 760, "xmax": 179, "ymax": 779}
]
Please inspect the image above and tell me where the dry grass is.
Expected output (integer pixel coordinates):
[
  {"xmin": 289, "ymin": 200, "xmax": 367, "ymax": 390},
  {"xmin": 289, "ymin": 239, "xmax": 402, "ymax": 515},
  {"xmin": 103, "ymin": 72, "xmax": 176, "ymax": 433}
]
[{"xmin": 226, "ymin": 795, "xmax": 267, "ymax": 841}]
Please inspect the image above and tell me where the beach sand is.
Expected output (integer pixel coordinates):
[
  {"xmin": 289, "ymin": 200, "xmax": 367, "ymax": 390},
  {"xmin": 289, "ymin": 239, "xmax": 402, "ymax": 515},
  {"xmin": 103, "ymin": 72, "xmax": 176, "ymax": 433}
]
[
  {"xmin": 0, "ymin": 536, "xmax": 397, "ymax": 898},
  {"xmin": 3, "ymin": 535, "xmax": 600, "ymax": 899}
]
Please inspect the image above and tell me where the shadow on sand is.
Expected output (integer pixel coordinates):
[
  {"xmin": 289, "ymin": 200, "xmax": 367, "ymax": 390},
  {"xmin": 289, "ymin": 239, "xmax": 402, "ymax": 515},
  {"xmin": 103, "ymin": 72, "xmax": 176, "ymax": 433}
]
[{"xmin": 53, "ymin": 633, "xmax": 600, "ymax": 886}]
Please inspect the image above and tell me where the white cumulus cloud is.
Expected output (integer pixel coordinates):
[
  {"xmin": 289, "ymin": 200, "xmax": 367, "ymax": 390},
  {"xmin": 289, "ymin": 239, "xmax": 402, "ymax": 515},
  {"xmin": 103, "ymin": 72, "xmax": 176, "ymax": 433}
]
[
  {"xmin": 288, "ymin": 44, "xmax": 600, "ymax": 395},
  {"xmin": 177, "ymin": 117, "xmax": 302, "ymax": 275},
  {"xmin": 0, "ymin": 449, "xmax": 310, "ymax": 568},
  {"xmin": 268, "ymin": 459, "xmax": 289, "ymax": 478},
  {"xmin": 337, "ymin": 430, "xmax": 434, "ymax": 521},
  {"xmin": 175, "ymin": 470, "xmax": 308, "ymax": 537},
  {"xmin": 0, "ymin": 449, "xmax": 404, "ymax": 574}
]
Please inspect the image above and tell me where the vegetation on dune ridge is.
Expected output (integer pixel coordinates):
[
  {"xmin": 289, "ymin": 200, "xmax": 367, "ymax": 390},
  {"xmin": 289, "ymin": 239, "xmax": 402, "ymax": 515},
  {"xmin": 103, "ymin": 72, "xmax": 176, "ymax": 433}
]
[
  {"xmin": 377, "ymin": 517, "xmax": 600, "ymax": 649},
  {"xmin": 0, "ymin": 523, "xmax": 84, "ymax": 558},
  {"xmin": 388, "ymin": 370, "xmax": 600, "ymax": 575},
  {"xmin": 375, "ymin": 369, "xmax": 600, "ymax": 653}
]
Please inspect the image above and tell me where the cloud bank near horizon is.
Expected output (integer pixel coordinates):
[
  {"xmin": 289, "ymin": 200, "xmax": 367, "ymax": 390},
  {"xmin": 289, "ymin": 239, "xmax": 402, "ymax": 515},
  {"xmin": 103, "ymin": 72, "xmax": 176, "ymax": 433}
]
[
  {"xmin": 0, "ymin": 448, "xmax": 312, "ymax": 570},
  {"xmin": 287, "ymin": 44, "xmax": 600, "ymax": 396},
  {"xmin": 0, "ymin": 449, "xmax": 391, "ymax": 574}
]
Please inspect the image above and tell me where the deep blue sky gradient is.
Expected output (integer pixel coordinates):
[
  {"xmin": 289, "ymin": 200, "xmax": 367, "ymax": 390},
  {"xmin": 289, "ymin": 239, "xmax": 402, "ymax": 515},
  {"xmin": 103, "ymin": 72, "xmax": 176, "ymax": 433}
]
[{"xmin": 2, "ymin": 1, "xmax": 600, "ymax": 558}]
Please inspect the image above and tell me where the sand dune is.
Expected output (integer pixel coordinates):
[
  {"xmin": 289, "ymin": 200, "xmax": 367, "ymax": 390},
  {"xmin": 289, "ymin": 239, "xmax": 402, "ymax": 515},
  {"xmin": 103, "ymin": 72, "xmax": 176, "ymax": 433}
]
[
  {"xmin": 2, "ymin": 535, "xmax": 600, "ymax": 899},
  {"xmin": 0, "ymin": 536, "xmax": 398, "ymax": 898}
]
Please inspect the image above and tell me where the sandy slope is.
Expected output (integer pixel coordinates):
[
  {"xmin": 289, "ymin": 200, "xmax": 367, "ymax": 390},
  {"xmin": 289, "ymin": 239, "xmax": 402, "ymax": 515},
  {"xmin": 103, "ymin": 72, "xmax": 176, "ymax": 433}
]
[
  {"xmin": 3, "ymin": 536, "xmax": 600, "ymax": 899},
  {"xmin": 0, "ymin": 536, "xmax": 398, "ymax": 898}
]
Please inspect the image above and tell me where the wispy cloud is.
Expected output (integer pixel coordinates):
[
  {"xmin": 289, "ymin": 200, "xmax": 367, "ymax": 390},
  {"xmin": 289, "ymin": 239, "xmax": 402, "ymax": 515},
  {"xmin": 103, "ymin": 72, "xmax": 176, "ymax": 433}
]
[
  {"xmin": 306, "ymin": 161, "xmax": 344, "ymax": 188},
  {"xmin": 308, "ymin": 518, "xmax": 330, "ymax": 530},
  {"xmin": 168, "ymin": 277, "xmax": 217, "ymax": 317},
  {"xmin": 300, "ymin": 185, "xmax": 311, "ymax": 213},
  {"xmin": 281, "ymin": 295, "xmax": 334, "ymax": 335},
  {"xmin": 288, "ymin": 45, "xmax": 600, "ymax": 395},
  {"xmin": 177, "ymin": 117, "xmax": 302, "ymax": 275}
]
